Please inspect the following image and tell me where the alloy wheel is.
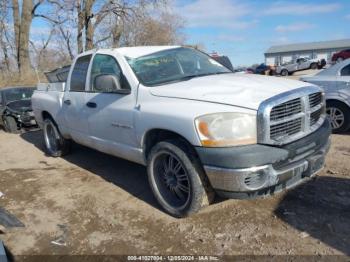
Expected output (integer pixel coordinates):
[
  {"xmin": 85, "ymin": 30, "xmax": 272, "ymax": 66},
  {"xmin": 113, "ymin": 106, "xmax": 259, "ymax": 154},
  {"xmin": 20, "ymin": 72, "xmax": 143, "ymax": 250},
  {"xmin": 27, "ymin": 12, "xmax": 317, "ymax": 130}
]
[
  {"xmin": 327, "ymin": 107, "xmax": 345, "ymax": 129},
  {"xmin": 44, "ymin": 121, "xmax": 59, "ymax": 153},
  {"xmin": 152, "ymin": 151, "xmax": 191, "ymax": 210}
]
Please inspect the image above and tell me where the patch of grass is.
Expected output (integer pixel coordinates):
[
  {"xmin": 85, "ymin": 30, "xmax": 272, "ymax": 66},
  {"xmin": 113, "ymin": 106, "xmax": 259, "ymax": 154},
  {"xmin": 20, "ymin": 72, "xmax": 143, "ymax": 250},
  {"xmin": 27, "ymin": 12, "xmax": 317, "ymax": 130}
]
[{"xmin": 0, "ymin": 70, "xmax": 47, "ymax": 88}]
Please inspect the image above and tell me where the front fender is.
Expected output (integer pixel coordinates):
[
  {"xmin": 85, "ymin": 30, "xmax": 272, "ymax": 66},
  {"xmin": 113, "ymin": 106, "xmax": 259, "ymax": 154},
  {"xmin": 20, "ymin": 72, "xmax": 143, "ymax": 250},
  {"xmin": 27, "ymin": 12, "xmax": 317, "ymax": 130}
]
[{"xmin": 326, "ymin": 91, "xmax": 350, "ymax": 108}]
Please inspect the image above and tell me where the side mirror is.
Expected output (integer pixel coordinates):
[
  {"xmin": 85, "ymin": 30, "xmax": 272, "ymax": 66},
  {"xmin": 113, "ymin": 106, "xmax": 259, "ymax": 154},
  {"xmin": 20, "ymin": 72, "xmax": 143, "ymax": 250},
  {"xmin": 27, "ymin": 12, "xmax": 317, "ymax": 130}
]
[{"xmin": 94, "ymin": 74, "xmax": 122, "ymax": 93}]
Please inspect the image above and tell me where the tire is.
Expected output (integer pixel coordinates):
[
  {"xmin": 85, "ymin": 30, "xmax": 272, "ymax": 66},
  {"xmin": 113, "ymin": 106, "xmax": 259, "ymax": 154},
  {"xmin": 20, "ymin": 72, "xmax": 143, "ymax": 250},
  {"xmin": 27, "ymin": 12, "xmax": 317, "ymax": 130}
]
[
  {"xmin": 310, "ymin": 63, "xmax": 318, "ymax": 70},
  {"xmin": 3, "ymin": 116, "xmax": 20, "ymax": 134},
  {"xmin": 43, "ymin": 118, "xmax": 71, "ymax": 157},
  {"xmin": 326, "ymin": 101, "xmax": 350, "ymax": 133},
  {"xmin": 280, "ymin": 69, "xmax": 289, "ymax": 76},
  {"xmin": 147, "ymin": 139, "xmax": 214, "ymax": 217},
  {"xmin": 336, "ymin": 57, "xmax": 344, "ymax": 63}
]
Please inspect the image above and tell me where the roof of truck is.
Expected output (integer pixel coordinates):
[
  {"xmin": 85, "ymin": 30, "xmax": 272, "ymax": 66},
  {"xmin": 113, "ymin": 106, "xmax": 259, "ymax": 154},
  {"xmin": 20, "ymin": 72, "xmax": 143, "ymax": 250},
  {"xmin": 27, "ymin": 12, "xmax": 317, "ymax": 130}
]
[{"xmin": 116, "ymin": 46, "xmax": 181, "ymax": 58}]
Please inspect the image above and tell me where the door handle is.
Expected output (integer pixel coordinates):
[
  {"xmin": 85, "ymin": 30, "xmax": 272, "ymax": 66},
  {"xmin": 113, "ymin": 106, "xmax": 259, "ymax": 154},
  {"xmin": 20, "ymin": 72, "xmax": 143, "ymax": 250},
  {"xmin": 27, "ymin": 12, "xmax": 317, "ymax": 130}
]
[
  {"xmin": 64, "ymin": 99, "xmax": 71, "ymax": 105},
  {"xmin": 86, "ymin": 102, "xmax": 97, "ymax": 108}
]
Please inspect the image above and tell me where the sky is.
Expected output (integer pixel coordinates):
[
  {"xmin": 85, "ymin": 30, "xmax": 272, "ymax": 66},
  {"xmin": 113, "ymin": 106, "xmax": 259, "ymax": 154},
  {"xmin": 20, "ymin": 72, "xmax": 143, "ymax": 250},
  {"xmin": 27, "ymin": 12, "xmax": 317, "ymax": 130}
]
[
  {"xmin": 174, "ymin": 0, "xmax": 350, "ymax": 66},
  {"xmin": 29, "ymin": 0, "xmax": 350, "ymax": 67}
]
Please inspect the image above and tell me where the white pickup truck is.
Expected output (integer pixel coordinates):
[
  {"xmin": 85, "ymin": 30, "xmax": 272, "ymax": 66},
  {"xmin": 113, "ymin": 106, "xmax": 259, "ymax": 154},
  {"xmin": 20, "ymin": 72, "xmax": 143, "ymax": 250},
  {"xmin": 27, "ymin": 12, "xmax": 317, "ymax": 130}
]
[{"xmin": 32, "ymin": 46, "xmax": 331, "ymax": 217}]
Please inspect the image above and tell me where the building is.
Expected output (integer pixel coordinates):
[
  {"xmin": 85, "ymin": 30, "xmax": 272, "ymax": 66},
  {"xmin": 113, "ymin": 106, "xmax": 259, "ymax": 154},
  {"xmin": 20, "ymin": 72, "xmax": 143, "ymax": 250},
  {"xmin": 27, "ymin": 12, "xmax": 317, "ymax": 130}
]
[{"xmin": 265, "ymin": 39, "xmax": 350, "ymax": 66}]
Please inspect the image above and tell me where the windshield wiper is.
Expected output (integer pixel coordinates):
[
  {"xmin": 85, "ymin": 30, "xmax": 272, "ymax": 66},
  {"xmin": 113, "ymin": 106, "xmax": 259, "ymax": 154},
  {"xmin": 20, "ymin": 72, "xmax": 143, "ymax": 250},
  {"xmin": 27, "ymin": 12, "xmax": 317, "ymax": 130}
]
[
  {"xmin": 149, "ymin": 72, "xmax": 232, "ymax": 86},
  {"xmin": 178, "ymin": 72, "xmax": 232, "ymax": 81}
]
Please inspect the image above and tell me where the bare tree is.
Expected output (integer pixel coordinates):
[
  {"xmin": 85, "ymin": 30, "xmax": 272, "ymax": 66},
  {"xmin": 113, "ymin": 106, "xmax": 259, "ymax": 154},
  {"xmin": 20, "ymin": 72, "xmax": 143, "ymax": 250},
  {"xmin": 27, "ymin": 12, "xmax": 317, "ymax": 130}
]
[
  {"xmin": 1, "ymin": 0, "xmax": 185, "ymax": 83},
  {"xmin": 0, "ymin": 1, "xmax": 12, "ymax": 71},
  {"xmin": 30, "ymin": 28, "xmax": 56, "ymax": 71},
  {"xmin": 119, "ymin": 9, "xmax": 185, "ymax": 47},
  {"xmin": 11, "ymin": 0, "xmax": 45, "ymax": 75},
  {"xmin": 35, "ymin": 0, "xmax": 76, "ymax": 60},
  {"xmin": 10, "ymin": 0, "xmax": 71, "ymax": 74}
]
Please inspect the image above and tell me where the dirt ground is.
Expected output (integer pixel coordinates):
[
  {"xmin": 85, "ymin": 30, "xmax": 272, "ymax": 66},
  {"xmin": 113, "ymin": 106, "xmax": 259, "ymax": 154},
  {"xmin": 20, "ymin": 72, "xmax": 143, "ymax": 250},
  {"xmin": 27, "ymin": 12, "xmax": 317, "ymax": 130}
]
[
  {"xmin": 0, "ymin": 127, "xmax": 349, "ymax": 260},
  {"xmin": 285, "ymin": 68, "xmax": 321, "ymax": 80}
]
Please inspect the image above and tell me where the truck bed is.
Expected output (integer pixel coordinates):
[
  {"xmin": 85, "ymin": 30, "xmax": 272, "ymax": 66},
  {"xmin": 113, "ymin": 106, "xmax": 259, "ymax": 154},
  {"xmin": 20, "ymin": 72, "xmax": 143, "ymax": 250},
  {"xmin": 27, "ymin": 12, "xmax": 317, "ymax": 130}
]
[{"xmin": 32, "ymin": 83, "xmax": 66, "ymax": 128}]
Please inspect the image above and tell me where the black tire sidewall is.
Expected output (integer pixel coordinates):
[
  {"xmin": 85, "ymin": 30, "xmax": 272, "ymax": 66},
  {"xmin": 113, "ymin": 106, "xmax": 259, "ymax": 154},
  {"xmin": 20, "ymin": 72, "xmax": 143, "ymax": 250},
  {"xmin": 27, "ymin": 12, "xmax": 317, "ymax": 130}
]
[
  {"xmin": 327, "ymin": 101, "xmax": 350, "ymax": 133},
  {"xmin": 147, "ymin": 140, "xmax": 208, "ymax": 217},
  {"xmin": 337, "ymin": 57, "xmax": 343, "ymax": 63},
  {"xmin": 281, "ymin": 69, "xmax": 288, "ymax": 76},
  {"xmin": 4, "ymin": 116, "xmax": 19, "ymax": 133},
  {"xmin": 43, "ymin": 118, "xmax": 70, "ymax": 157}
]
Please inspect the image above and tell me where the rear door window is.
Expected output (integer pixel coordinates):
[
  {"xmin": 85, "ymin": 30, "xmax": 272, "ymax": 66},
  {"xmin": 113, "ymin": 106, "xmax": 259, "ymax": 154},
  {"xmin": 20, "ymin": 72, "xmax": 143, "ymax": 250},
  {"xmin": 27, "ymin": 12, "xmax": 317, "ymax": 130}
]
[{"xmin": 70, "ymin": 55, "xmax": 92, "ymax": 92}]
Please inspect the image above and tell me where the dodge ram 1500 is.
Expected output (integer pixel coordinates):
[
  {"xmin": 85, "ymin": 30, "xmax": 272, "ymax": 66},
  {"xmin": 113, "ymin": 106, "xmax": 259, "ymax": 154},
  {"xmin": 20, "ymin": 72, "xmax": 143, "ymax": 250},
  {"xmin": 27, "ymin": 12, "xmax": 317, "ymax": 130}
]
[{"xmin": 32, "ymin": 46, "xmax": 331, "ymax": 217}]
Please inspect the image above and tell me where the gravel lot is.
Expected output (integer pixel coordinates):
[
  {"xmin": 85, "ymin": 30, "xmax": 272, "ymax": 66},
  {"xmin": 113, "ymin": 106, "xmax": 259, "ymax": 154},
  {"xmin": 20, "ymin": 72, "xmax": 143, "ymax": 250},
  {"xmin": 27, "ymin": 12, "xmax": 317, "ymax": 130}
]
[{"xmin": 0, "ymin": 127, "xmax": 349, "ymax": 259}]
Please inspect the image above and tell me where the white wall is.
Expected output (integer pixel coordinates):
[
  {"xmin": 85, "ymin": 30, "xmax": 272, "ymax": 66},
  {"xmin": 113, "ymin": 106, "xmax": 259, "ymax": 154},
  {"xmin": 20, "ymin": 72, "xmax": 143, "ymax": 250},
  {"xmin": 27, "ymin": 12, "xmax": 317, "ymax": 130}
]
[
  {"xmin": 265, "ymin": 57, "xmax": 275, "ymax": 66},
  {"xmin": 281, "ymin": 56, "xmax": 292, "ymax": 64},
  {"xmin": 316, "ymin": 53, "xmax": 328, "ymax": 60}
]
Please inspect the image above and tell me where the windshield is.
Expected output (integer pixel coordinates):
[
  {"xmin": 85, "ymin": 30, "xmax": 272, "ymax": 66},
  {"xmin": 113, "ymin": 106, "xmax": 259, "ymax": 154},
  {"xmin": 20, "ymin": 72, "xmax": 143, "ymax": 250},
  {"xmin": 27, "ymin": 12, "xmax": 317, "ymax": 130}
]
[
  {"xmin": 126, "ymin": 47, "xmax": 231, "ymax": 86},
  {"xmin": 3, "ymin": 88, "xmax": 34, "ymax": 103}
]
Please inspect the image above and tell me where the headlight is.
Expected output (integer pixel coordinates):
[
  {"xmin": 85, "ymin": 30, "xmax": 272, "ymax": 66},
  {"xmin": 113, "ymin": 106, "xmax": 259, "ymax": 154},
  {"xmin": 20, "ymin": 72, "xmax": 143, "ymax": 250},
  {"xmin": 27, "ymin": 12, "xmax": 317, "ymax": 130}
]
[{"xmin": 195, "ymin": 112, "xmax": 257, "ymax": 147}]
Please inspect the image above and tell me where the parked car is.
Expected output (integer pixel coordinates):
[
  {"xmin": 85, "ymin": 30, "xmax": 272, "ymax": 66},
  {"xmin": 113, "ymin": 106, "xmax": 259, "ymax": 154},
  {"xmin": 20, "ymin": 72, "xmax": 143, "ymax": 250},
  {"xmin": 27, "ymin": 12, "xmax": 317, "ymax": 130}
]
[
  {"xmin": 32, "ymin": 46, "xmax": 331, "ymax": 217},
  {"xmin": 276, "ymin": 57, "xmax": 322, "ymax": 76},
  {"xmin": 331, "ymin": 49, "xmax": 350, "ymax": 63},
  {"xmin": 245, "ymin": 67, "xmax": 255, "ymax": 74},
  {"xmin": 300, "ymin": 59, "xmax": 350, "ymax": 133},
  {"xmin": 254, "ymin": 63, "xmax": 276, "ymax": 75},
  {"xmin": 0, "ymin": 86, "xmax": 37, "ymax": 133}
]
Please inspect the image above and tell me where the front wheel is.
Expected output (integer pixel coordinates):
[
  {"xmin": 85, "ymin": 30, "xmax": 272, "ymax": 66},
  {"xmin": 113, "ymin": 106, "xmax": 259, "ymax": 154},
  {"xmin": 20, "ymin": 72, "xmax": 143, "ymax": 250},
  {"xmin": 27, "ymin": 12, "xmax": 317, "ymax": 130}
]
[
  {"xmin": 3, "ymin": 116, "xmax": 20, "ymax": 133},
  {"xmin": 43, "ymin": 118, "xmax": 71, "ymax": 157},
  {"xmin": 326, "ymin": 101, "xmax": 350, "ymax": 133},
  {"xmin": 147, "ymin": 140, "xmax": 213, "ymax": 217},
  {"xmin": 280, "ymin": 69, "xmax": 289, "ymax": 76}
]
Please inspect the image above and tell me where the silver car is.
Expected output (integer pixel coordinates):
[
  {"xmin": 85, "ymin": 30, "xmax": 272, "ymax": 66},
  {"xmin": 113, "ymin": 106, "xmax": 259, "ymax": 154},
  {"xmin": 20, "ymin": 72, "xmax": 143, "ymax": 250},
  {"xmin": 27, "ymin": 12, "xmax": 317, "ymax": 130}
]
[
  {"xmin": 301, "ymin": 59, "xmax": 350, "ymax": 132},
  {"xmin": 277, "ymin": 57, "xmax": 321, "ymax": 76}
]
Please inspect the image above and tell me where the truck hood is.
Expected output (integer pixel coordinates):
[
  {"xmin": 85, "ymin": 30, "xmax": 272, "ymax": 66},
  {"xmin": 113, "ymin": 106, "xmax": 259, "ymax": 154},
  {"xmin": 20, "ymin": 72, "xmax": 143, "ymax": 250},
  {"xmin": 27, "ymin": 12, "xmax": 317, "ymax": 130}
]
[
  {"xmin": 6, "ymin": 99, "xmax": 32, "ymax": 113},
  {"xmin": 149, "ymin": 74, "xmax": 312, "ymax": 110}
]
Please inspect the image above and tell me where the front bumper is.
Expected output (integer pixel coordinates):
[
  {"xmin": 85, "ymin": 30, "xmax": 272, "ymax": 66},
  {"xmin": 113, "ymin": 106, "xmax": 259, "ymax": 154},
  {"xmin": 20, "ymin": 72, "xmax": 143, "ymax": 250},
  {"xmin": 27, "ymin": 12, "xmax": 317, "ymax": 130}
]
[{"xmin": 196, "ymin": 119, "xmax": 331, "ymax": 198}]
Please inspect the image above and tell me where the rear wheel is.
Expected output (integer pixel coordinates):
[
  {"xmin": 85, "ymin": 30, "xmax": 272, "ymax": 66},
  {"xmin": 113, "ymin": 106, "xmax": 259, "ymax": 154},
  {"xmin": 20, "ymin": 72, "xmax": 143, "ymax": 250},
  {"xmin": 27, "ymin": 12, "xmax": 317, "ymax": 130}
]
[
  {"xmin": 280, "ymin": 69, "xmax": 289, "ymax": 76},
  {"xmin": 147, "ymin": 140, "xmax": 213, "ymax": 217},
  {"xmin": 310, "ymin": 63, "xmax": 318, "ymax": 70},
  {"xmin": 3, "ymin": 116, "xmax": 20, "ymax": 133},
  {"xmin": 326, "ymin": 101, "xmax": 350, "ymax": 133},
  {"xmin": 43, "ymin": 118, "xmax": 71, "ymax": 157}
]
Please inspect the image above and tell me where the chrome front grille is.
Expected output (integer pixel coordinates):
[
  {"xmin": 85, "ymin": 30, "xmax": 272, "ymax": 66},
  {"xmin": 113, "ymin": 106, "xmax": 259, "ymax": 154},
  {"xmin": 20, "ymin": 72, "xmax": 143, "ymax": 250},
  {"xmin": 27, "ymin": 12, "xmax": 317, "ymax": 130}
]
[
  {"xmin": 309, "ymin": 92, "xmax": 322, "ymax": 108},
  {"xmin": 270, "ymin": 97, "xmax": 302, "ymax": 121},
  {"xmin": 257, "ymin": 86, "xmax": 326, "ymax": 145},
  {"xmin": 310, "ymin": 108, "xmax": 322, "ymax": 126},
  {"xmin": 270, "ymin": 118, "xmax": 302, "ymax": 138}
]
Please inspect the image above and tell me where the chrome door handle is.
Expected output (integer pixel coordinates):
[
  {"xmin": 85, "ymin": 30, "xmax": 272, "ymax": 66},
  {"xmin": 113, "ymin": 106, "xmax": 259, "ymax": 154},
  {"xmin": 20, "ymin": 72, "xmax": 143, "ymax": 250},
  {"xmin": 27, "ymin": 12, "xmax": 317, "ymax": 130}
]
[{"xmin": 64, "ymin": 99, "xmax": 71, "ymax": 105}]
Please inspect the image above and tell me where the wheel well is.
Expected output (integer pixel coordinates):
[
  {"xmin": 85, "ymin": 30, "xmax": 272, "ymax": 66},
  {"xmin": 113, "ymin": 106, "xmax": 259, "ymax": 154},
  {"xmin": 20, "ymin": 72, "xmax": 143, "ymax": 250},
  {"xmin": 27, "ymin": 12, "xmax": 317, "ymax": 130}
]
[
  {"xmin": 143, "ymin": 129, "xmax": 196, "ymax": 160},
  {"xmin": 41, "ymin": 111, "xmax": 59, "ymax": 128},
  {"xmin": 42, "ymin": 111, "xmax": 52, "ymax": 120},
  {"xmin": 326, "ymin": 99, "xmax": 350, "ymax": 109}
]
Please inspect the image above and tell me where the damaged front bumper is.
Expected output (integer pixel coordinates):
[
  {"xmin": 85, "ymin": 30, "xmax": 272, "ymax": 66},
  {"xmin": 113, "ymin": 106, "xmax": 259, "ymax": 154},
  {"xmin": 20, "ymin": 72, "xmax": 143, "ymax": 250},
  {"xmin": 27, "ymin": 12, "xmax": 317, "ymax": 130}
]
[
  {"xmin": 196, "ymin": 118, "xmax": 331, "ymax": 199},
  {"xmin": 18, "ymin": 111, "xmax": 37, "ymax": 127}
]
